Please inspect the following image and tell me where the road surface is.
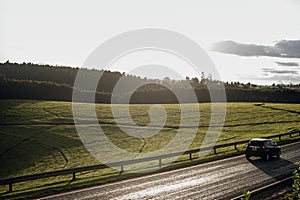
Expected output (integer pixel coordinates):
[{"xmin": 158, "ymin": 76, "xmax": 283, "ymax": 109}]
[{"xmin": 39, "ymin": 141, "xmax": 300, "ymax": 200}]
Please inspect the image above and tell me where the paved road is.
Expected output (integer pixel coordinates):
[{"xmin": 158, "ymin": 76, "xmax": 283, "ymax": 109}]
[{"xmin": 39, "ymin": 141, "xmax": 300, "ymax": 200}]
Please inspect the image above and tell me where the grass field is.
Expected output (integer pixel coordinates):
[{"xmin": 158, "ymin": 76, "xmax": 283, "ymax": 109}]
[{"xmin": 0, "ymin": 100, "xmax": 300, "ymax": 198}]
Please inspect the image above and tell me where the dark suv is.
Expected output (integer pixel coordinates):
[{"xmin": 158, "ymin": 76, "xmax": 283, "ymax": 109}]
[{"xmin": 245, "ymin": 138, "xmax": 281, "ymax": 160}]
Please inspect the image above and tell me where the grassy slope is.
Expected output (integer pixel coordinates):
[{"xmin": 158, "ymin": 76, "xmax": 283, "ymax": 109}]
[{"xmin": 0, "ymin": 100, "xmax": 299, "ymax": 197}]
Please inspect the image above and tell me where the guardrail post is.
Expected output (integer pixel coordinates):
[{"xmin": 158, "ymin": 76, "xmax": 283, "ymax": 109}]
[
  {"xmin": 72, "ymin": 172, "xmax": 76, "ymax": 180},
  {"xmin": 189, "ymin": 153, "xmax": 192, "ymax": 160},
  {"xmin": 234, "ymin": 144, "xmax": 237, "ymax": 150},
  {"xmin": 279, "ymin": 135, "xmax": 281, "ymax": 140},
  {"xmin": 290, "ymin": 133, "xmax": 293, "ymax": 138},
  {"xmin": 213, "ymin": 147, "xmax": 217, "ymax": 154},
  {"xmin": 121, "ymin": 165, "xmax": 124, "ymax": 172},
  {"xmin": 159, "ymin": 159, "xmax": 162, "ymax": 168},
  {"xmin": 9, "ymin": 183, "xmax": 12, "ymax": 192}
]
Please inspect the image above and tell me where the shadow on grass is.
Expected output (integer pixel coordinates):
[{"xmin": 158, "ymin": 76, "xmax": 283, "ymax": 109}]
[
  {"xmin": 0, "ymin": 128, "xmax": 84, "ymax": 178},
  {"xmin": 257, "ymin": 104, "xmax": 300, "ymax": 115}
]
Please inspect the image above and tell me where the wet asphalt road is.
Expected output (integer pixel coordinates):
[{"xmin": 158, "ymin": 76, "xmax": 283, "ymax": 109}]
[{"xmin": 39, "ymin": 141, "xmax": 300, "ymax": 200}]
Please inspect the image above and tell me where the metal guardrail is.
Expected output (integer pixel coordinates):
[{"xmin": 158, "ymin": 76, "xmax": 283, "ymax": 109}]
[
  {"xmin": 231, "ymin": 175, "xmax": 294, "ymax": 200},
  {"xmin": 1, "ymin": 130, "xmax": 299, "ymax": 192}
]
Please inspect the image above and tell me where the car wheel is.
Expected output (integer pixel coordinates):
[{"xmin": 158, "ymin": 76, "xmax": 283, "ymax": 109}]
[
  {"xmin": 265, "ymin": 153, "xmax": 270, "ymax": 161},
  {"xmin": 276, "ymin": 151, "xmax": 281, "ymax": 159}
]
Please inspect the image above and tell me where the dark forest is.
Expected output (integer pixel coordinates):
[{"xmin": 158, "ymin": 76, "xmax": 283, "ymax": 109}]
[{"xmin": 1, "ymin": 61, "xmax": 300, "ymax": 103}]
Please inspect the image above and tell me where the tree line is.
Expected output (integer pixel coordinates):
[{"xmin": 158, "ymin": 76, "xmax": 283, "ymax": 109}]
[{"xmin": 1, "ymin": 61, "xmax": 300, "ymax": 103}]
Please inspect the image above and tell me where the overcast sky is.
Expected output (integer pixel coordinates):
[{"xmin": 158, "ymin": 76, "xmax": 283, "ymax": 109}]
[{"xmin": 0, "ymin": 0, "xmax": 299, "ymax": 85}]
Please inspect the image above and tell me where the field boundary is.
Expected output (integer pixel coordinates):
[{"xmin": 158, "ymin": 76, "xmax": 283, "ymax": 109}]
[{"xmin": 1, "ymin": 129, "xmax": 299, "ymax": 192}]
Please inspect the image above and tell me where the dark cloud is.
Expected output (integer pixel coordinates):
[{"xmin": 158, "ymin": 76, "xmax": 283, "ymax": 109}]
[
  {"xmin": 212, "ymin": 40, "xmax": 300, "ymax": 58},
  {"xmin": 274, "ymin": 61, "xmax": 299, "ymax": 67},
  {"xmin": 262, "ymin": 68, "xmax": 298, "ymax": 75}
]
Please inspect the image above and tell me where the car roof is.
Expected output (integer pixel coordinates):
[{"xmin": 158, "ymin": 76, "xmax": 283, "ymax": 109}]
[{"xmin": 249, "ymin": 138, "xmax": 271, "ymax": 142}]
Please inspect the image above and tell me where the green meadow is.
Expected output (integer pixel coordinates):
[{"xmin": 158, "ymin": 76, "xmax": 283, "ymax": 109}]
[{"xmin": 0, "ymin": 100, "xmax": 300, "ymax": 198}]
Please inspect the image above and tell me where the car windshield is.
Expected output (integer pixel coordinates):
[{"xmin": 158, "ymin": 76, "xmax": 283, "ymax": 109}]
[{"xmin": 249, "ymin": 141, "xmax": 264, "ymax": 146}]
